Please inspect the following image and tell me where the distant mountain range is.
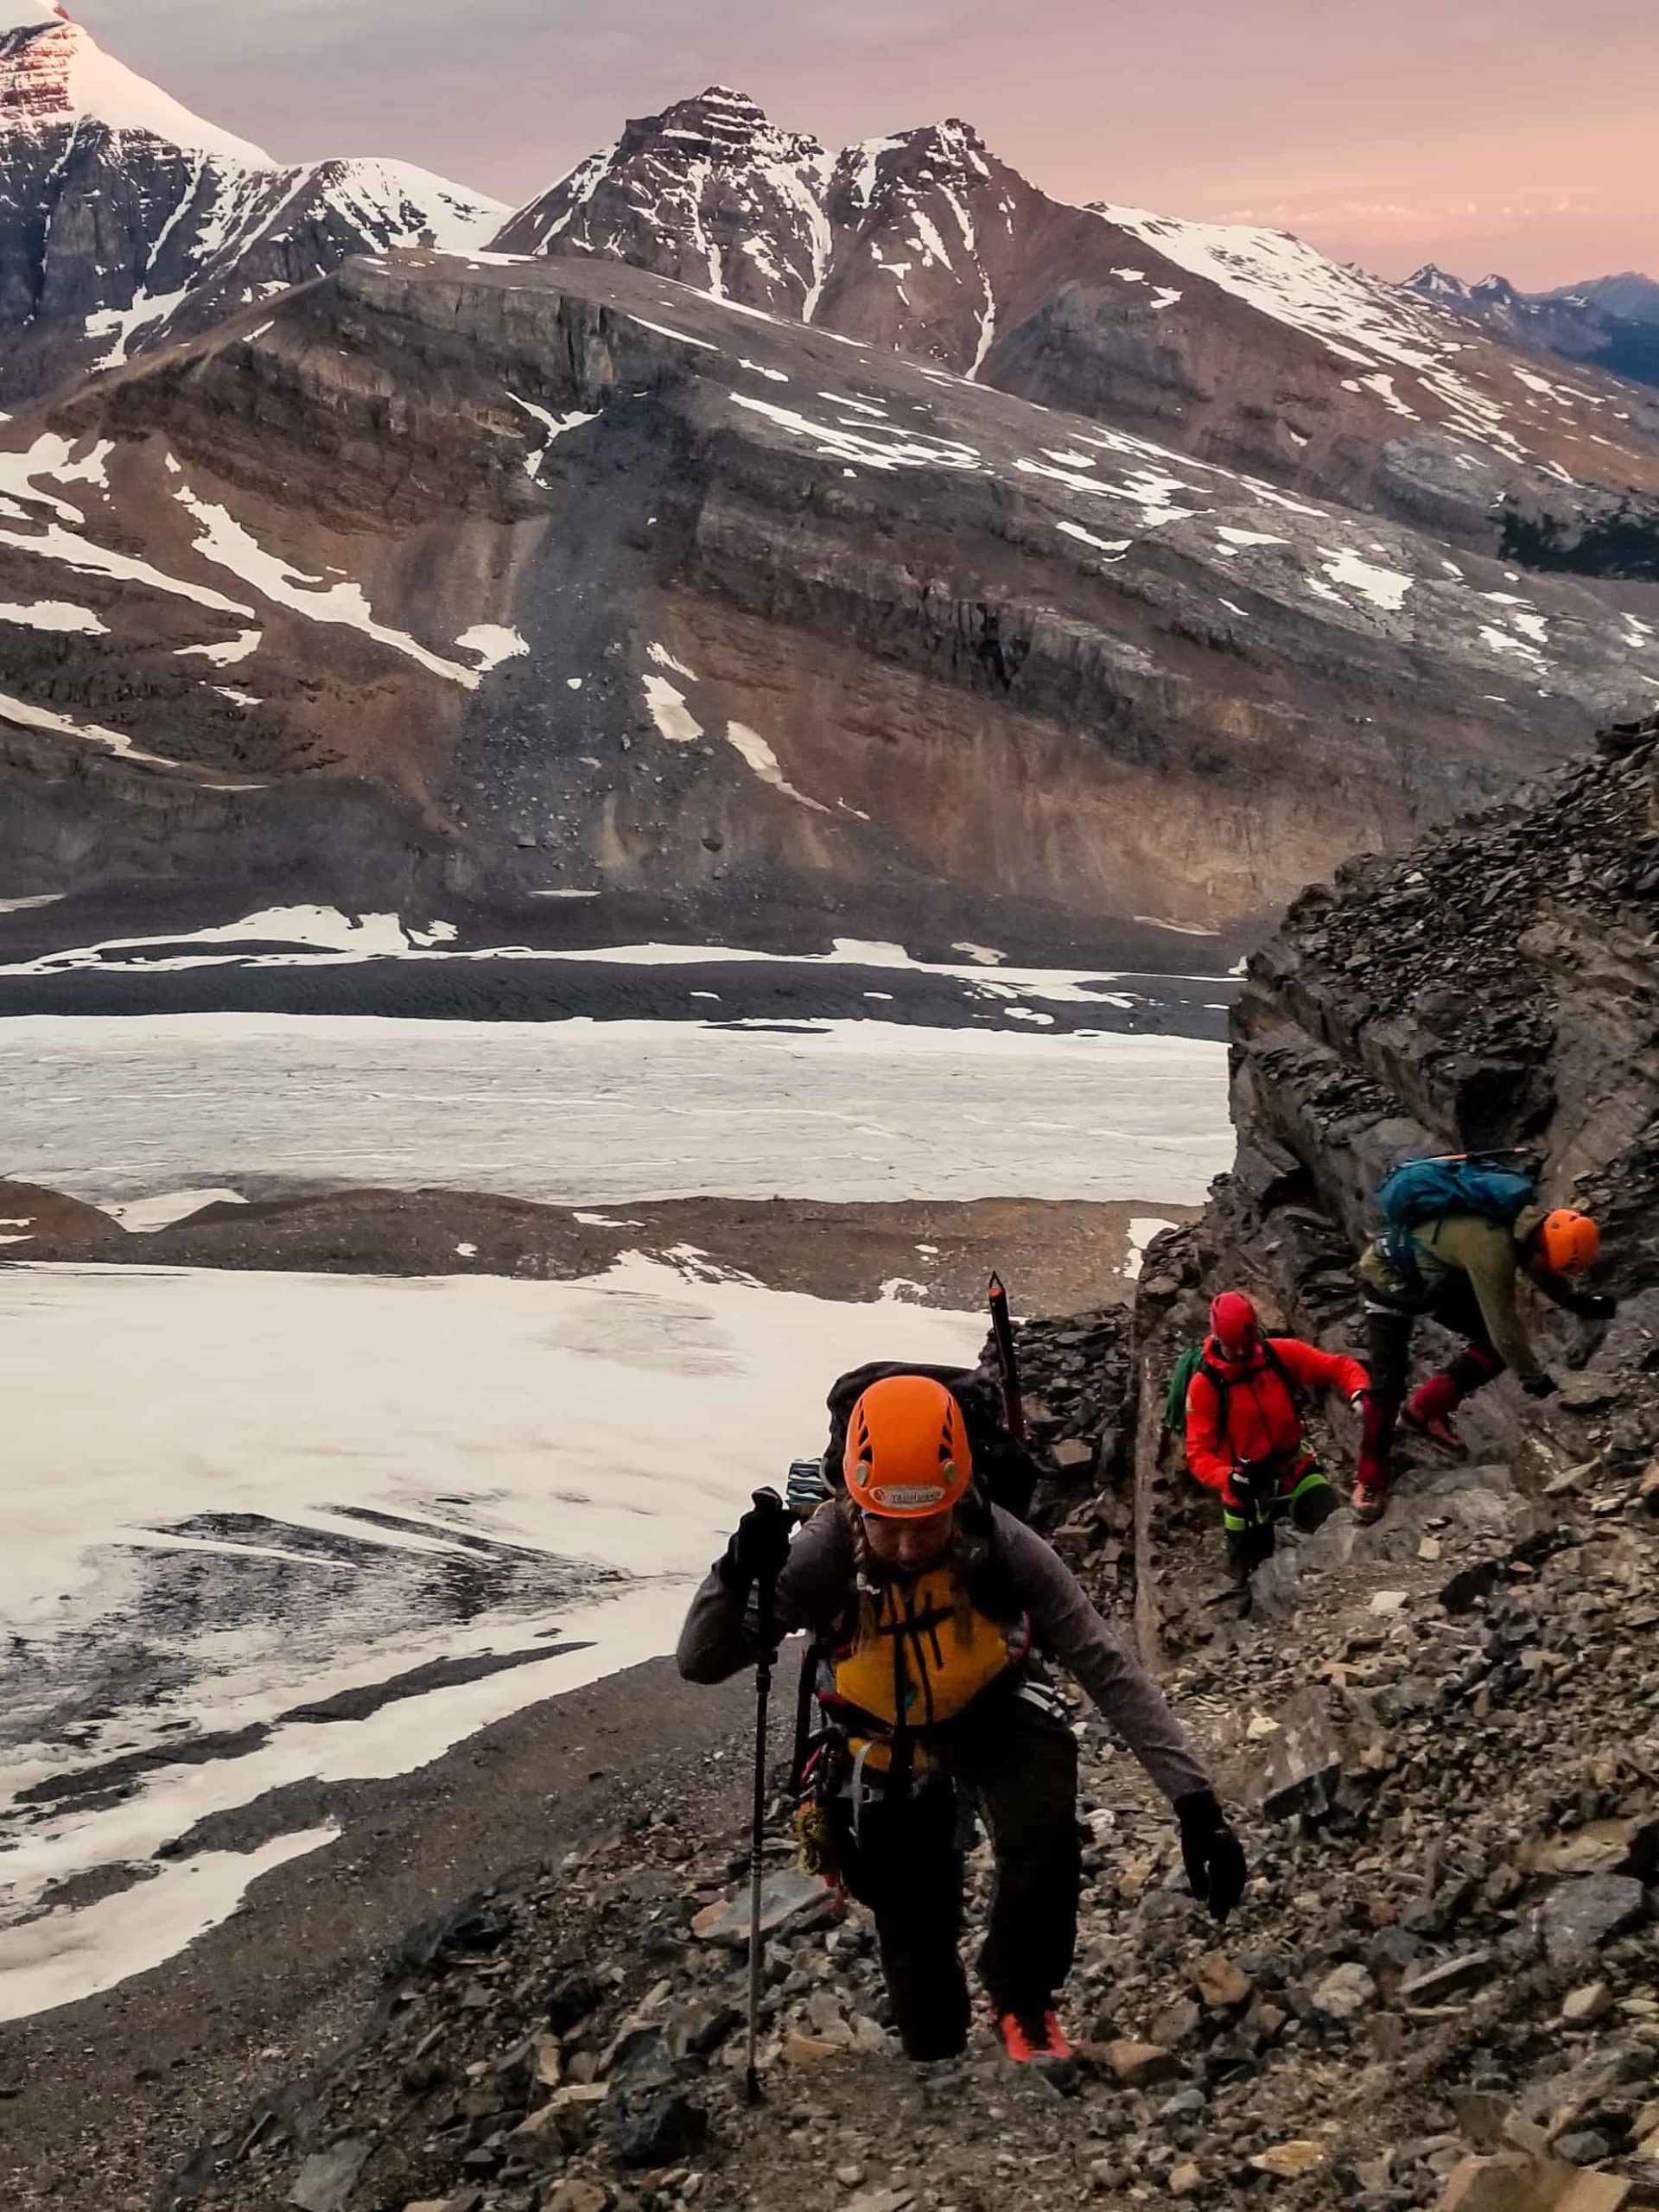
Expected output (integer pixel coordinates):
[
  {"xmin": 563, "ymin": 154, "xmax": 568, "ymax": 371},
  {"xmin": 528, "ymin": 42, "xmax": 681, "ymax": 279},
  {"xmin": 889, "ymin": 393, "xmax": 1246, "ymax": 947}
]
[
  {"xmin": 0, "ymin": 29, "xmax": 1654, "ymax": 963},
  {"xmin": 1405, "ymin": 264, "xmax": 1659, "ymax": 392}
]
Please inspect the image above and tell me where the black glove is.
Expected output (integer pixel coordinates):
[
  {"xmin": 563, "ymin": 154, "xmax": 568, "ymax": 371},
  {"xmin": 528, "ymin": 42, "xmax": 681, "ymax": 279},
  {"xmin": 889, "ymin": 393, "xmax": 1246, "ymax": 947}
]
[
  {"xmin": 1227, "ymin": 1460, "xmax": 1268, "ymax": 1505},
  {"xmin": 717, "ymin": 1488, "xmax": 791, "ymax": 1601},
  {"xmin": 1568, "ymin": 1293, "xmax": 1617, "ymax": 1323},
  {"xmin": 1175, "ymin": 1791, "xmax": 1248, "ymax": 1925},
  {"xmin": 1522, "ymin": 1372, "xmax": 1559, "ymax": 1400}
]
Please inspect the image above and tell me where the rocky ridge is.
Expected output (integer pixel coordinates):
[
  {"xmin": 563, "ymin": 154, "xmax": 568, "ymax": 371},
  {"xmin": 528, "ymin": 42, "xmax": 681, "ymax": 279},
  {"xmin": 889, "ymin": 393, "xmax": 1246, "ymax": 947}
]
[{"xmin": 137, "ymin": 1321, "xmax": 1659, "ymax": 2212}]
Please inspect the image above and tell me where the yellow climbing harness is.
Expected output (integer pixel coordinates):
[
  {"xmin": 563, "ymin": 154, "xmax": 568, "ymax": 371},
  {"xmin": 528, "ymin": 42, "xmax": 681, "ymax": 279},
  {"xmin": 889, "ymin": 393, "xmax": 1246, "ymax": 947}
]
[{"xmin": 829, "ymin": 1567, "xmax": 1023, "ymax": 1775}]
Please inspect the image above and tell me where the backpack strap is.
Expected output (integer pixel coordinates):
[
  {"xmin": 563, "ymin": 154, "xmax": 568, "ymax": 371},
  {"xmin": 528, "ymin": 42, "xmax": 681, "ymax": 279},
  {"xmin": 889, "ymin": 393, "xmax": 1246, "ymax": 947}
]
[
  {"xmin": 1192, "ymin": 1357, "xmax": 1231, "ymax": 1442},
  {"xmin": 1261, "ymin": 1339, "xmax": 1307, "ymax": 1415}
]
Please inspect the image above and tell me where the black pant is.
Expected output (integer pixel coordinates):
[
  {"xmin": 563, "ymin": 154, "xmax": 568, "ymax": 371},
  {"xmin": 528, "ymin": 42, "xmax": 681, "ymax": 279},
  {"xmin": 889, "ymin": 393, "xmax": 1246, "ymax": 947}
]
[
  {"xmin": 1365, "ymin": 1276, "xmax": 1503, "ymax": 1414},
  {"xmin": 828, "ymin": 1688, "xmax": 1080, "ymax": 2060}
]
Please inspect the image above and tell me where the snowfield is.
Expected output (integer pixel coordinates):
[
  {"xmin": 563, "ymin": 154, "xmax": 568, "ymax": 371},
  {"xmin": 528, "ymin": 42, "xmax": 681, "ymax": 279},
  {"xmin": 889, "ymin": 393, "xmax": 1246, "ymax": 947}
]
[
  {"xmin": 0, "ymin": 1006, "xmax": 1231, "ymax": 2016},
  {"xmin": 1, "ymin": 1012, "xmax": 1232, "ymax": 1209},
  {"xmin": 0, "ymin": 1259, "xmax": 979, "ymax": 2020}
]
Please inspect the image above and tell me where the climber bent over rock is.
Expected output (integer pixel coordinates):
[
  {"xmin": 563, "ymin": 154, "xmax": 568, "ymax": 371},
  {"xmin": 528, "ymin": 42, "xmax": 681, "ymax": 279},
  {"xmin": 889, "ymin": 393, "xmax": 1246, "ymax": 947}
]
[{"xmin": 1355, "ymin": 1189, "xmax": 1612, "ymax": 1523}]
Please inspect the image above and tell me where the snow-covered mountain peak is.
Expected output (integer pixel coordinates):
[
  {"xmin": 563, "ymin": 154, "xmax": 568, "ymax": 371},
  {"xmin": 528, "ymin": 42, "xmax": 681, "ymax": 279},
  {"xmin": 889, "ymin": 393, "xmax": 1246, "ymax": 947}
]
[
  {"xmin": 0, "ymin": 9, "xmax": 504, "ymax": 400},
  {"xmin": 610, "ymin": 85, "xmax": 828, "ymax": 177},
  {"xmin": 1406, "ymin": 263, "xmax": 1471, "ymax": 301},
  {"xmin": 493, "ymin": 86, "xmax": 834, "ymax": 312},
  {"xmin": 0, "ymin": 7, "xmax": 272, "ymax": 162}
]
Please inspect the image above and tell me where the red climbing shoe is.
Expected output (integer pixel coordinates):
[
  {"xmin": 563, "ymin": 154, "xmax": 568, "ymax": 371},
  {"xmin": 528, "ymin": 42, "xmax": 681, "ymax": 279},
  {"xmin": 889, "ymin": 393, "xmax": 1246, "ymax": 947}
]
[{"xmin": 995, "ymin": 2007, "xmax": 1076, "ymax": 2079}]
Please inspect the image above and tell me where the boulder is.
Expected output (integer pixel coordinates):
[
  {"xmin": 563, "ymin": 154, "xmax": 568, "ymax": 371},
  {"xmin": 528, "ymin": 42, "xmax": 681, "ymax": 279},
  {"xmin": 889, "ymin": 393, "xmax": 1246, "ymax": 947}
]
[
  {"xmin": 1536, "ymin": 1876, "xmax": 1648, "ymax": 1965},
  {"xmin": 1103, "ymin": 2040, "xmax": 1181, "ymax": 2088},
  {"xmin": 1310, "ymin": 1962, "xmax": 1377, "ymax": 2022}
]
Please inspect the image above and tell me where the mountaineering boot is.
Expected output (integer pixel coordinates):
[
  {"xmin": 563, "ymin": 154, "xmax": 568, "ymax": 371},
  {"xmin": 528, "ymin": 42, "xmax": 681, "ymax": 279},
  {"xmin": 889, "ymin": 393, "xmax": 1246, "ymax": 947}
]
[
  {"xmin": 1350, "ymin": 1479, "xmax": 1389, "ymax": 1525},
  {"xmin": 1351, "ymin": 1392, "xmax": 1395, "ymax": 1525},
  {"xmin": 995, "ymin": 2005, "xmax": 1077, "ymax": 2082},
  {"xmin": 1401, "ymin": 1371, "xmax": 1468, "ymax": 1459}
]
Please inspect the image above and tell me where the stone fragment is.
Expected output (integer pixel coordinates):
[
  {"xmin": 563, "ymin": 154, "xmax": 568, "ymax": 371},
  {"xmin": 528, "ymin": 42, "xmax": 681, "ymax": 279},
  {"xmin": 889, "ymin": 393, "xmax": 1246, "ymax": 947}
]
[
  {"xmin": 1537, "ymin": 1876, "xmax": 1647, "ymax": 1964},
  {"xmin": 1440, "ymin": 2153, "xmax": 1633, "ymax": 2210},
  {"xmin": 1399, "ymin": 1949, "xmax": 1499, "ymax": 2005},
  {"xmin": 665, "ymin": 1998, "xmax": 741, "ymax": 2061},
  {"xmin": 289, "ymin": 2141, "xmax": 372, "ymax": 2212},
  {"xmin": 609, "ymin": 2089, "xmax": 707, "ymax": 2169},
  {"xmin": 1310, "ymin": 1961, "xmax": 1377, "ymax": 2021},
  {"xmin": 1560, "ymin": 1982, "xmax": 1611, "ymax": 2025},
  {"xmin": 1169, "ymin": 2161, "xmax": 1204, "ymax": 2195},
  {"xmin": 691, "ymin": 1869, "xmax": 829, "ymax": 1946},
  {"xmin": 1525, "ymin": 1823, "xmax": 1637, "ymax": 1879},
  {"xmin": 1104, "ymin": 2039, "xmax": 1180, "ymax": 2088},
  {"xmin": 782, "ymin": 2031, "xmax": 841, "ymax": 2066},
  {"xmin": 1192, "ymin": 1951, "xmax": 1253, "ymax": 2009},
  {"xmin": 1150, "ymin": 1997, "xmax": 1203, "ymax": 2048},
  {"xmin": 546, "ymin": 2185, "xmax": 611, "ymax": 2212},
  {"xmin": 1249, "ymin": 2141, "xmax": 1327, "ymax": 2177},
  {"xmin": 1256, "ymin": 1686, "xmax": 1346, "ymax": 1821},
  {"xmin": 1554, "ymin": 2133, "xmax": 1613, "ymax": 2168}
]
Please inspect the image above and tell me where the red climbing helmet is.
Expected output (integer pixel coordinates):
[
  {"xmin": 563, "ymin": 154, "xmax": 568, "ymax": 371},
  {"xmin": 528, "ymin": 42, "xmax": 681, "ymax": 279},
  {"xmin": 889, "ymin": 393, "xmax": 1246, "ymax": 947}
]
[{"xmin": 1209, "ymin": 1290, "xmax": 1262, "ymax": 1363}]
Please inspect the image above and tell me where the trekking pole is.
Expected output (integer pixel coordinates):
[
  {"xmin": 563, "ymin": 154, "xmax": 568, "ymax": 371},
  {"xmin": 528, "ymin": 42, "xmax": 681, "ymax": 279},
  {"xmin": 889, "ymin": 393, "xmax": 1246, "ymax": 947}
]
[
  {"xmin": 988, "ymin": 1272, "xmax": 1027, "ymax": 1441},
  {"xmin": 744, "ymin": 1528, "xmax": 780, "ymax": 2107}
]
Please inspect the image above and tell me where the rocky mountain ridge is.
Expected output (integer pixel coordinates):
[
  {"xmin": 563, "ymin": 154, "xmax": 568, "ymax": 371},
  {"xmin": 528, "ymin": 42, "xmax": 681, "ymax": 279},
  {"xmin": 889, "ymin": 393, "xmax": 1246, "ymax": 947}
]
[
  {"xmin": 0, "ymin": 1, "xmax": 505, "ymax": 403},
  {"xmin": 0, "ymin": 251, "xmax": 1656, "ymax": 956},
  {"xmin": 1404, "ymin": 266, "xmax": 1659, "ymax": 397},
  {"xmin": 493, "ymin": 88, "xmax": 1659, "ymax": 563}
]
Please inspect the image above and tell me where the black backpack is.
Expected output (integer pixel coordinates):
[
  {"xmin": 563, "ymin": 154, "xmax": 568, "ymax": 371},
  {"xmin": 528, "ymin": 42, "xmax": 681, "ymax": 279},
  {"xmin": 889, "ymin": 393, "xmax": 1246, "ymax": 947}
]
[{"xmin": 823, "ymin": 1361, "xmax": 1039, "ymax": 1523}]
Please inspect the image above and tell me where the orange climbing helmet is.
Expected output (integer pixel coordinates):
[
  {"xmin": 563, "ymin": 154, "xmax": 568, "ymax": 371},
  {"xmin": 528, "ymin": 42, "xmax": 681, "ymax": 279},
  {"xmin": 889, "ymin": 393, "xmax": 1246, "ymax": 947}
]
[
  {"xmin": 1537, "ymin": 1209, "xmax": 1601, "ymax": 1277},
  {"xmin": 842, "ymin": 1374, "xmax": 973, "ymax": 1519}
]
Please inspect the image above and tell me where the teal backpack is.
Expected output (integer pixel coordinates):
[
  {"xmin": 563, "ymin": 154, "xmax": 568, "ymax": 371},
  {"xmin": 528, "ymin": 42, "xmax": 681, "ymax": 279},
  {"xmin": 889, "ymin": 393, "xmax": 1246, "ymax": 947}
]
[{"xmin": 1378, "ymin": 1154, "xmax": 1537, "ymax": 1283}]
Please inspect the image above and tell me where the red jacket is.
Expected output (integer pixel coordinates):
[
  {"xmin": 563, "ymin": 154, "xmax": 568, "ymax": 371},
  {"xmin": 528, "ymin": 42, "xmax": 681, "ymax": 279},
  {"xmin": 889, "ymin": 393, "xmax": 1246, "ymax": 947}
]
[{"xmin": 1185, "ymin": 1336, "xmax": 1368, "ymax": 1495}]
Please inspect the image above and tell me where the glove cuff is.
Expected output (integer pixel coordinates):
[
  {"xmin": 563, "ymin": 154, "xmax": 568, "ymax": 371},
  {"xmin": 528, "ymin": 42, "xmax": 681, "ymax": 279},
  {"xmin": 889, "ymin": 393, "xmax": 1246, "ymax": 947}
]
[{"xmin": 1174, "ymin": 1788, "xmax": 1224, "ymax": 1838}]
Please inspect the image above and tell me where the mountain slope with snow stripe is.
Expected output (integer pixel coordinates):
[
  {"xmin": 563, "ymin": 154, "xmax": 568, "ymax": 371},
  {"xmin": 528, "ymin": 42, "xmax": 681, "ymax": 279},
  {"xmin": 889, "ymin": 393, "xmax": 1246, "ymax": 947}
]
[{"xmin": 0, "ymin": 248, "xmax": 1653, "ymax": 959}]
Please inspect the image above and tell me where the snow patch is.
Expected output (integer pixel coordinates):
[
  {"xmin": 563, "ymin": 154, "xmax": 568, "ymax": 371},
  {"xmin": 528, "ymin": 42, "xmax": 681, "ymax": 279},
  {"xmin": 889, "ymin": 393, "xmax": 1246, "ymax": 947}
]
[
  {"xmin": 644, "ymin": 676, "xmax": 702, "ymax": 744},
  {"xmin": 173, "ymin": 487, "xmax": 478, "ymax": 688},
  {"xmin": 723, "ymin": 721, "xmax": 832, "ymax": 813},
  {"xmin": 456, "ymin": 624, "xmax": 530, "ymax": 673},
  {"xmin": 0, "ymin": 598, "xmax": 105, "ymax": 634}
]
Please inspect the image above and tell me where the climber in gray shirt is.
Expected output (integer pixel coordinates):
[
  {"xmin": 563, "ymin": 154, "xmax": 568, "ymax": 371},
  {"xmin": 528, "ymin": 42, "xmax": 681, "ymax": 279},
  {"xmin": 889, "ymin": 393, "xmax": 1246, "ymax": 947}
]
[{"xmin": 677, "ymin": 1371, "xmax": 1245, "ymax": 2074}]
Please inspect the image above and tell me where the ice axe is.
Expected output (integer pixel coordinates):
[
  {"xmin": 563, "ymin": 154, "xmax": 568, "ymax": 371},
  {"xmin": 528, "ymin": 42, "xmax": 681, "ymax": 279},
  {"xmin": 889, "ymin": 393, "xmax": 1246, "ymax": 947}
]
[
  {"xmin": 988, "ymin": 1272, "xmax": 1027, "ymax": 1440},
  {"xmin": 743, "ymin": 1488, "xmax": 784, "ymax": 2106}
]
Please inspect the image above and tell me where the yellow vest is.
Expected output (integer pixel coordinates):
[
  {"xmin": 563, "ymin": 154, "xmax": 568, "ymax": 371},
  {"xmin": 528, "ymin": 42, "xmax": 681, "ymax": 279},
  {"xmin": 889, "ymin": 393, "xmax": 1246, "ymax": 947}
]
[{"xmin": 830, "ymin": 1567, "xmax": 1021, "ymax": 1770}]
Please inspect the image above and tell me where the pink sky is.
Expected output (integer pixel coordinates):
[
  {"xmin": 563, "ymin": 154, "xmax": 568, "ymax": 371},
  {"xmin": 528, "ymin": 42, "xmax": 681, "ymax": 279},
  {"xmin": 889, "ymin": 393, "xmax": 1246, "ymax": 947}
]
[{"xmin": 72, "ymin": 0, "xmax": 1655, "ymax": 289}]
